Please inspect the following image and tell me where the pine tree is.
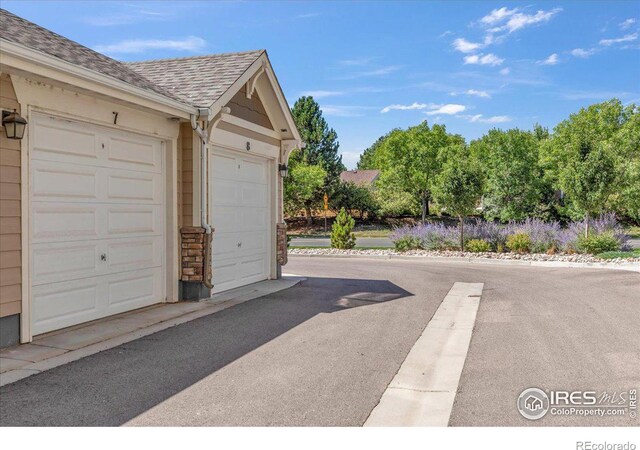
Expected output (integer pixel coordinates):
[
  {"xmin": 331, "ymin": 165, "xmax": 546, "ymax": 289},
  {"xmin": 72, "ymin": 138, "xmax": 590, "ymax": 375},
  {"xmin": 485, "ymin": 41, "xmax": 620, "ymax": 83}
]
[{"xmin": 330, "ymin": 208, "xmax": 356, "ymax": 249}]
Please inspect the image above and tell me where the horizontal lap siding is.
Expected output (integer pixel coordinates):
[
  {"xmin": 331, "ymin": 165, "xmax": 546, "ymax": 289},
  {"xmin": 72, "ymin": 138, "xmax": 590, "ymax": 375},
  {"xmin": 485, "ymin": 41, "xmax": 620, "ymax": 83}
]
[
  {"xmin": 226, "ymin": 91, "xmax": 274, "ymax": 130},
  {"xmin": 0, "ymin": 73, "xmax": 22, "ymax": 318}
]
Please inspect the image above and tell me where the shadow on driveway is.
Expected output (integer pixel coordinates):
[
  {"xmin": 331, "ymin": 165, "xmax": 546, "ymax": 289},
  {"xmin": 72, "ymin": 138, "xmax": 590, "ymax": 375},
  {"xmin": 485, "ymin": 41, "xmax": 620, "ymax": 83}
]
[{"xmin": 0, "ymin": 277, "xmax": 412, "ymax": 426}]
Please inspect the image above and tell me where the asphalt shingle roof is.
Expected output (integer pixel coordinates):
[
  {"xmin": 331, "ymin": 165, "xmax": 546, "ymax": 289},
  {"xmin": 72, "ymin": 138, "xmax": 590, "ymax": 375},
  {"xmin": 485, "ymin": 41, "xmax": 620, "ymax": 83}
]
[
  {"xmin": 0, "ymin": 9, "xmax": 184, "ymax": 104},
  {"xmin": 126, "ymin": 51, "xmax": 265, "ymax": 108},
  {"xmin": 340, "ymin": 170, "xmax": 380, "ymax": 186}
]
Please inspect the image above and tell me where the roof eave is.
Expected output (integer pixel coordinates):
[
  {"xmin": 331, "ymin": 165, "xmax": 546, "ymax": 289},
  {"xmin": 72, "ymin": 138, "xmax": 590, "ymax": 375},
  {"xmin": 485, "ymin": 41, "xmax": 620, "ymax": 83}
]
[{"xmin": 0, "ymin": 38, "xmax": 197, "ymax": 118}]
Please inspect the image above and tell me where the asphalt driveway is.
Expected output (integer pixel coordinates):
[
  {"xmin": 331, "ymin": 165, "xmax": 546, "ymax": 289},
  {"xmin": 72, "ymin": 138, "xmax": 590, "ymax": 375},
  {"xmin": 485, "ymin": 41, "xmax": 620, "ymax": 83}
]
[{"xmin": 0, "ymin": 257, "xmax": 638, "ymax": 426}]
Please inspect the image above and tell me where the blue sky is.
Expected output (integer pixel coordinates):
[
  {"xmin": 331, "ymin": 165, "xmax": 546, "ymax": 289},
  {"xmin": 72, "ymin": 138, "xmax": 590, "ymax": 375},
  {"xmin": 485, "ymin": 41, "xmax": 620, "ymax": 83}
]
[{"xmin": 4, "ymin": 1, "xmax": 639, "ymax": 168}]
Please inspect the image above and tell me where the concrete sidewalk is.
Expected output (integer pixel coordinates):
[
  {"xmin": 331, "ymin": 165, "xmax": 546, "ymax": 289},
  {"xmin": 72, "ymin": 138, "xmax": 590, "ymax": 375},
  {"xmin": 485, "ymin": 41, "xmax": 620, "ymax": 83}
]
[{"xmin": 0, "ymin": 277, "xmax": 303, "ymax": 387}]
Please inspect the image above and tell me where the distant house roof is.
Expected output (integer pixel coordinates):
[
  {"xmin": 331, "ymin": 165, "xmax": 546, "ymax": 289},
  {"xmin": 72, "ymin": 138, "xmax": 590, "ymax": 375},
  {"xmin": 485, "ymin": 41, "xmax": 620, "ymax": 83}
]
[
  {"xmin": 340, "ymin": 169, "xmax": 380, "ymax": 186},
  {"xmin": 127, "ymin": 51, "xmax": 265, "ymax": 108},
  {"xmin": 0, "ymin": 9, "xmax": 182, "ymax": 103}
]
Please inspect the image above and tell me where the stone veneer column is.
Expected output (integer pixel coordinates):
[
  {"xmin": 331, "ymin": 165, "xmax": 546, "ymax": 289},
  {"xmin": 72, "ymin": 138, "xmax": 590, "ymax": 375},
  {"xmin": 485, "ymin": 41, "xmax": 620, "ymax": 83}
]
[
  {"xmin": 276, "ymin": 222, "xmax": 288, "ymax": 266},
  {"xmin": 180, "ymin": 226, "xmax": 205, "ymax": 281}
]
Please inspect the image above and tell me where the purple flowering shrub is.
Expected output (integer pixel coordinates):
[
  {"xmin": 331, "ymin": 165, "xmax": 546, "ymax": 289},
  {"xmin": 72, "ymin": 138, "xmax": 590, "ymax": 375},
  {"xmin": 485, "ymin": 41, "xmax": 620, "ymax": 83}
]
[{"xmin": 390, "ymin": 213, "xmax": 629, "ymax": 254}]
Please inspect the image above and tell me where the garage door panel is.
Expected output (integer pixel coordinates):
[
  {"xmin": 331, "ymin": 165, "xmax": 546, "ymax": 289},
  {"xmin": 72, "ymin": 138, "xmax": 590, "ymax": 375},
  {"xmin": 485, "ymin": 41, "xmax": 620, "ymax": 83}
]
[
  {"xmin": 32, "ymin": 204, "xmax": 99, "ymax": 243},
  {"xmin": 106, "ymin": 268, "xmax": 161, "ymax": 312},
  {"xmin": 31, "ymin": 161, "xmax": 98, "ymax": 201},
  {"xmin": 107, "ymin": 205, "xmax": 162, "ymax": 237},
  {"xmin": 31, "ymin": 117, "xmax": 99, "ymax": 164},
  {"xmin": 238, "ymin": 232, "xmax": 267, "ymax": 253},
  {"xmin": 107, "ymin": 171, "xmax": 161, "ymax": 203},
  {"xmin": 240, "ymin": 208, "xmax": 268, "ymax": 231},
  {"xmin": 107, "ymin": 236, "xmax": 162, "ymax": 273},
  {"xmin": 107, "ymin": 136, "xmax": 161, "ymax": 173},
  {"xmin": 213, "ymin": 233, "xmax": 242, "ymax": 258},
  {"xmin": 211, "ymin": 153, "xmax": 238, "ymax": 179},
  {"xmin": 32, "ymin": 161, "xmax": 162, "ymax": 205},
  {"xmin": 239, "ymin": 158, "xmax": 267, "ymax": 183},
  {"xmin": 239, "ymin": 257, "xmax": 267, "ymax": 279},
  {"xmin": 240, "ymin": 182, "xmax": 268, "ymax": 207},
  {"xmin": 212, "ymin": 260, "xmax": 238, "ymax": 287},
  {"xmin": 32, "ymin": 242, "xmax": 99, "ymax": 286},
  {"xmin": 212, "ymin": 178, "xmax": 239, "ymax": 206},
  {"xmin": 32, "ymin": 281, "xmax": 100, "ymax": 335},
  {"xmin": 211, "ymin": 206, "xmax": 239, "ymax": 232}
]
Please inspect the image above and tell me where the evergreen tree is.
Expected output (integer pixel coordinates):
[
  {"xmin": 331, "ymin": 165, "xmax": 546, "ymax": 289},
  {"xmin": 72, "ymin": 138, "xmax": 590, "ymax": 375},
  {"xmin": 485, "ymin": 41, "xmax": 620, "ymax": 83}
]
[
  {"xmin": 290, "ymin": 96, "xmax": 345, "ymax": 183},
  {"xmin": 330, "ymin": 208, "xmax": 356, "ymax": 249}
]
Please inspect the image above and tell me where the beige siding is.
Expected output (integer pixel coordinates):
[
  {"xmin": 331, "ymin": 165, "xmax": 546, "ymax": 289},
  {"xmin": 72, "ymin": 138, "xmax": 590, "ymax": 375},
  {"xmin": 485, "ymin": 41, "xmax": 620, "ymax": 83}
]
[
  {"xmin": 226, "ymin": 91, "xmax": 273, "ymax": 130},
  {"xmin": 180, "ymin": 122, "xmax": 193, "ymax": 227},
  {"xmin": 0, "ymin": 73, "xmax": 21, "ymax": 318}
]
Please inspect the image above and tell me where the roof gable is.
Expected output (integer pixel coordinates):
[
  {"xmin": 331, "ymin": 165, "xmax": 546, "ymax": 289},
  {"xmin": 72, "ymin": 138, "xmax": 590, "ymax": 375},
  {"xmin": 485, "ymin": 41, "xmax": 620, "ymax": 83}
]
[{"xmin": 126, "ymin": 51, "xmax": 264, "ymax": 108}]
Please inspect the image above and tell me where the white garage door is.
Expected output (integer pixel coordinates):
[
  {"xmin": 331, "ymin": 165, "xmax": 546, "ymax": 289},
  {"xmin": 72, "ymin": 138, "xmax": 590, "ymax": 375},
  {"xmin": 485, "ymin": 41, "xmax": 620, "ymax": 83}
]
[
  {"xmin": 210, "ymin": 147, "xmax": 271, "ymax": 293},
  {"xmin": 29, "ymin": 114, "xmax": 164, "ymax": 335}
]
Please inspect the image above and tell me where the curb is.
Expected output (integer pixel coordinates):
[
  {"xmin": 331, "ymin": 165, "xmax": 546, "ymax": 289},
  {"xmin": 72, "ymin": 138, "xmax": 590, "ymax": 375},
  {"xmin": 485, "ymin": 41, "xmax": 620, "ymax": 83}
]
[{"xmin": 289, "ymin": 253, "xmax": 640, "ymax": 273}]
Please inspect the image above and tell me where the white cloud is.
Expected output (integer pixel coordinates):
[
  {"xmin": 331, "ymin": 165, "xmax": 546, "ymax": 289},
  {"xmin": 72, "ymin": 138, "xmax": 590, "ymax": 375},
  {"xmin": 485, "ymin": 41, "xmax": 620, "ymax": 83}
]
[
  {"xmin": 300, "ymin": 90, "xmax": 343, "ymax": 99},
  {"xmin": 620, "ymin": 18, "xmax": 636, "ymax": 30},
  {"xmin": 488, "ymin": 8, "xmax": 562, "ymax": 34},
  {"xmin": 94, "ymin": 36, "xmax": 206, "ymax": 55},
  {"xmin": 424, "ymin": 104, "xmax": 466, "ymax": 115},
  {"xmin": 459, "ymin": 114, "xmax": 512, "ymax": 123},
  {"xmin": 463, "ymin": 53, "xmax": 504, "ymax": 66},
  {"xmin": 452, "ymin": 38, "xmax": 483, "ymax": 53},
  {"xmin": 480, "ymin": 7, "xmax": 518, "ymax": 25},
  {"xmin": 81, "ymin": 8, "xmax": 172, "ymax": 26},
  {"xmin": 599, "ymin": 32, "xmax": 638, "ymax": 46},
  {"xmin": 451, "ymin": 89, "xmax": 491, "ymax": 98},
  {"xmin": 297, "ymin": 13, "xmax": 320, "ymax": 19},
  {"xmin": 500, "ymin": 67, "xmax": 511, "ymax": 75},
  {"xmin": 571, "ymin": 48, "xmax": 596, "ymax": 58},
  {"xmin": 380, "ymin": 102, "xmax": 430, "ymax": 113},
  {"xmin": 539, "ymin": 53, "xmax": 559, "ymax": 65}
]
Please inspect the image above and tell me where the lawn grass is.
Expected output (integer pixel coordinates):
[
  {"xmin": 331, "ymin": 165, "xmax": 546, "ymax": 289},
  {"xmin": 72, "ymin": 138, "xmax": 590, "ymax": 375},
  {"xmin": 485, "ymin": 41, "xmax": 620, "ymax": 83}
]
[
  {"xmin": 289, "ymin": 230, "xmax": 391, "ymax": 239},
  {"xmin": 624, "ymin": 226, "xmax": 640, "ymax": 239},
  {"xmin": 596, "ymin": 248, "xmax": 640, "ymax": 259}
]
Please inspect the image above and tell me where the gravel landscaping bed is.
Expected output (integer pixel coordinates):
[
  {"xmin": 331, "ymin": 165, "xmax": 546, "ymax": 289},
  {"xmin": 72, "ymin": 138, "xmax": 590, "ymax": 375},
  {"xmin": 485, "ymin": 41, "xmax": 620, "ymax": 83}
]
[{"xmin": 288, "ymin": 248, "xmax": 640, "ymax": 265}]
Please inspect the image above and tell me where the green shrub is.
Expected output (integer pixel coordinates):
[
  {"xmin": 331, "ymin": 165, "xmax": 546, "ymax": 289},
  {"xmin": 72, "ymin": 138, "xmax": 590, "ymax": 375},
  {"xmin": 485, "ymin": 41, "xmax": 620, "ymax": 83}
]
[
  {"xmin": 394, "ymin": 236, "xmax": 423, "ymax": 252},
  {"xmin": 577, "ymin": 232, "xmax": 620, "ymax": 254},
  {"xmin": 506, "ymin": 233, "xmax": 531, "ymax": 253},
  {"xmin": 330, "ymin": 208, "xmax": 356, "ymax": 249},
  {"xmin": 466, "ymin": 239, "xmax": 492, "ymax": 253}
]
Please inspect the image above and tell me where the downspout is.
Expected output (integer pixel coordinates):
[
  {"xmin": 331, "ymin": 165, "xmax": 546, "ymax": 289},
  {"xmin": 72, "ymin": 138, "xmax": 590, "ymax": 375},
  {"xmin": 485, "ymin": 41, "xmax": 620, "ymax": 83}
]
[{"xmin": 191, "ymin": 111, "xmax": 213, "ymax": 289}]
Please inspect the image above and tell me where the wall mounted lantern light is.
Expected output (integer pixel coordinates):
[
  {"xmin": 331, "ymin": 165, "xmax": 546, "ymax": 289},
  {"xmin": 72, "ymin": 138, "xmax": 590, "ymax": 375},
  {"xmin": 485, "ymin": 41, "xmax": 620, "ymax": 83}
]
[
  {"xmin": 278, "ymin": 164, "xmax": 289, "ymax": 178},
  {"xmin": 2, "ymin": 109, "xmax": 27, "ymax": 140}
]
